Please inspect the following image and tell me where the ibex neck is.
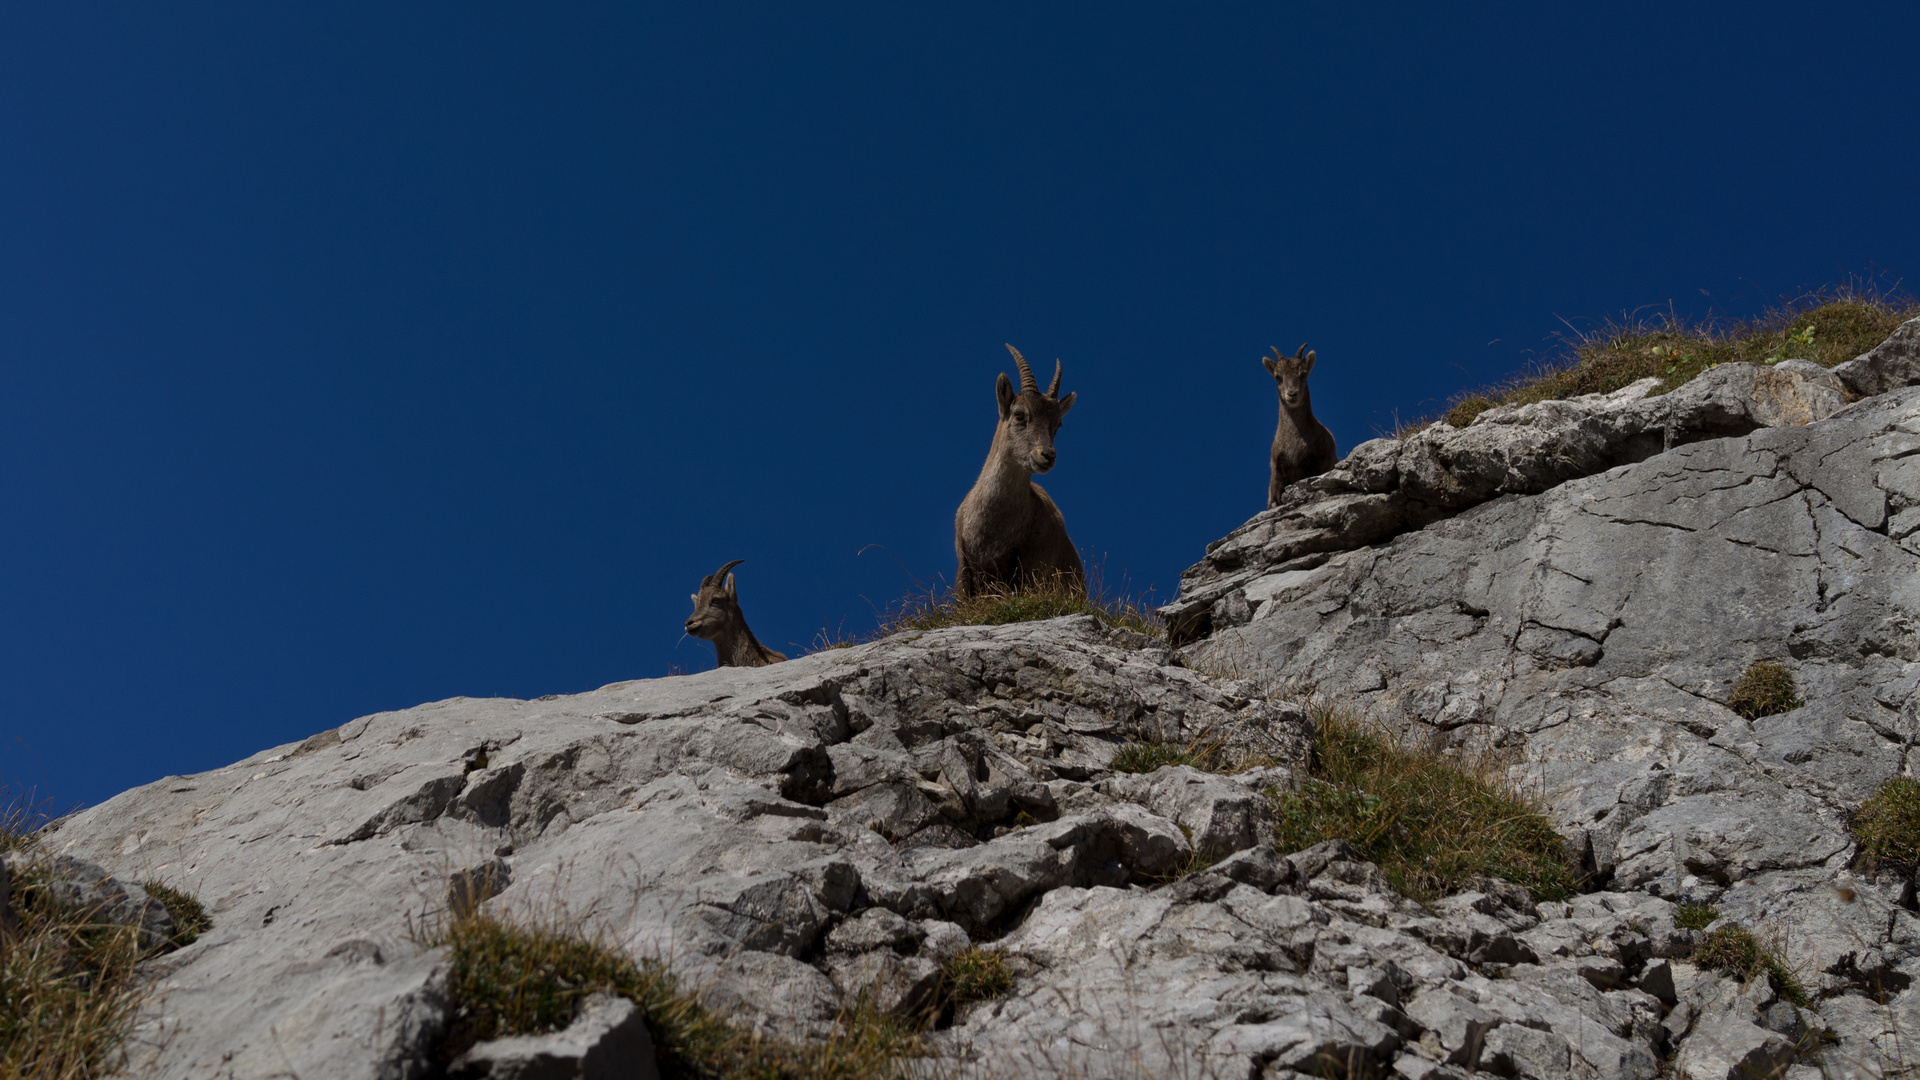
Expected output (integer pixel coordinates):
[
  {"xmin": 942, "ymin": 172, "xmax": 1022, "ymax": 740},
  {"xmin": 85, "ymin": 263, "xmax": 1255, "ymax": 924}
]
[
  {"xmin": 974, "ymin": 428, "xmax": 1033, "ymax": 501},
  {"xmin": 714, "ymin": 620, "xmax": 771, "ymax": 667}
]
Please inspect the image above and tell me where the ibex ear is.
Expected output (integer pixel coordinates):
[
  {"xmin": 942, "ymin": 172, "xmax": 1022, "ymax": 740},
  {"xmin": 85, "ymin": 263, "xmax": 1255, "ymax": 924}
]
[
  {"xmin": 995, "ymin": 372, "xmax": 1016, "ymax": 418},
  {"xmin": 1262, "ymin": 356, "xmax": 1281, "ymax": 377},
  {"xmin": 1303, "ymin": 350, "xmax": 1317, "ymax": 373},
  {"xmin": 1056, "ymin": 391, "xmax": 1075, "ymax": 416},
  {"xmin": 724, "ymin": 573, "xmax": 737, "ymax": 598},
  {"xmin": 690, "ymin": 593, "xmax": 699, "ymax": 602}
]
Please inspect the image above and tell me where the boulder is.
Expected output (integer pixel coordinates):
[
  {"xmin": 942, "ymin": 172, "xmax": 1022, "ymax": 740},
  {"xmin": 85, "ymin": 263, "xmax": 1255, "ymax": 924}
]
[{"xmin": 448, "ymin": 992, "xmax": 658, "ymax": 1080}]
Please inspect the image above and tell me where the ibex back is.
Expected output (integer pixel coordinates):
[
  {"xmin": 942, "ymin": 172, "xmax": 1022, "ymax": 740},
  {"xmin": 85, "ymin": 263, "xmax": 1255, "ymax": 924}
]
[
  {"xmin": 1263, "ymin": 344, "xmax": 1337, "ymax": 508},
  {"xmin": 684, "ymin": 559, "xmax": 786, "ymax": 667},
  {"xmin": 954, "ymin": 344, "xmax": 1085, "ymax": 597}
]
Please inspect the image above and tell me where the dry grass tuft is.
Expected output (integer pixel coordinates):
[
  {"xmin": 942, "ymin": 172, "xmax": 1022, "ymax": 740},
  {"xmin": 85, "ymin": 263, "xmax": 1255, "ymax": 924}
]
[
  {"xmin": 1728, "ymin": 661, "xmax": 1802, "ymax": 720},
  {"xmin": 438, "ymin": 910, "xmax": 929, "ymax": 1079},
  {"xmin": 1, "ymin": 848, "xmax": 206, "ymax": 1080},
  {"xmin": 872, "ymin": 572, "xmax": 1162, "ymax": 641},
  {"xmin": 1408, "ymin": 283, "xmax": 1920, "ymax": 433},
  {"xmin": 1852, "ymin": 776, "xmax": 1920, "ymax": 874},
  {"xmin": 1694, "ymin": 925, "xmax": 1809, "ymax": 1007},
  {"xmin": 1269, "ymin": 708, "xmax": 1576, "ymax": 901}
]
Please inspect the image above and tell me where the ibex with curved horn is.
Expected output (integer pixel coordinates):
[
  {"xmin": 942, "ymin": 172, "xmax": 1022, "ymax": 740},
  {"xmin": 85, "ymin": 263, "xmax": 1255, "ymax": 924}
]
[
  {"xmin": 1263, "ymin": 343, "xmax": 1336, "ymax": 508},
  {"xmin": 954, "ymin": 345, "xmax": 1085, "ymax": 597},
  {"xmin": 684, "ymin": 559, "xmax": 786, "ymax": 668}
]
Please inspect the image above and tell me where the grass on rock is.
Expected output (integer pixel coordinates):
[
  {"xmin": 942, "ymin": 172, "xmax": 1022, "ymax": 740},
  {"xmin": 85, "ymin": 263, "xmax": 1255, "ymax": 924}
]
[
  {"xmin": 873, "ymin": 575, "xmax": 1161, "ymax": 640},
  {"xmin": 1, "ymin": 839, "xmax": 207, "ymax": 1080},
  {"xmin": 1110, "ymin": 742, "xmax": 1198, "ymax": 774},
  {"xmin": 439, "ymin": 910, "xmax": 927, "ymax": 1080},
  {"xmin": 938, "ymin": 948, "xmax": 1013, "ymax": 1006},
  {"xmin": 138, "ymin": 881, "xmax": 211, "ymax": 949},
  {"xmin": 1694, "ymin": 925, "xmax": 1809, "ymax": 1007},
  {"xmin": 1728, "ymin": 661, "xmax": 1803, "ymax": 720},
  {"xmin": 1270, "ymin": 708, "xmax": 1576, "ymax": 902},
  {"xmin": 1675, "ymin": 903, "xmax": 1722, "ymax": 931},
  {"xmin": 1428, "ymin": 285, "xmax": 1920, "ymax": 430},
  {"xmin": 1852, "ymin": 776, "xmax": 1920, "ymax": 874}
]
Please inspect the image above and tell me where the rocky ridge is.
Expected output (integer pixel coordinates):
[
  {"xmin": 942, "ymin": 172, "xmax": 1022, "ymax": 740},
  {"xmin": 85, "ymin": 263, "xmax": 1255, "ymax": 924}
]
[{"xmin": 14, "ymin": 315, "xmax": 1920, "ymax": 1080}]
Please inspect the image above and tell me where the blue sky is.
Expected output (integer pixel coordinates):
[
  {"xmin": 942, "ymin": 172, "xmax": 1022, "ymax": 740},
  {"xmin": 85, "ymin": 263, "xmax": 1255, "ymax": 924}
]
[{"xmin": 4, "ymin": 2, "xmax": 1917, "ymax": 815}]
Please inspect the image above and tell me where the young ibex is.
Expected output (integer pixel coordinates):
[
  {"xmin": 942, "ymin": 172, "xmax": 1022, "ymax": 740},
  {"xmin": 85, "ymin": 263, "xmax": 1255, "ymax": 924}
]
[
  {"xmin": 1263, "ymin": 343, "xmax": 1337, "ymax": 508},
  {"xmin": 684, "ymin": 559, "xmax": 786, "ymax": 668},
  {"xmin": 954, "ymin": 345, "xmax": 1085, "ymax": 597}
]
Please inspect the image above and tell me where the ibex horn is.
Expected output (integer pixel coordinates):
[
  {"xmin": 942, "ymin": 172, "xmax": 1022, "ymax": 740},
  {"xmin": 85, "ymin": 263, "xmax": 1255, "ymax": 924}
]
[
  {"xmin": 1047, "ymin": 359, "xmax": 1062, "ymax": 398},
  {"xmin": 1295, "ymin": 343, "xmax": 1310, "ymax": 359},
  {"xmin": 704, "ymin": 559, "xmax": 746, "ymax": 587},
  {"xmin": 1005, "ymin": 344, "xmax": 1037, "ymax": 394}
]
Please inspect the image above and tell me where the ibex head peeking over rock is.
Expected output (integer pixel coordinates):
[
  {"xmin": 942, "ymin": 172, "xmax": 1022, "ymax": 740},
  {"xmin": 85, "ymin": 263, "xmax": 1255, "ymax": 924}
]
[
  {"xmin": 953, "ymin": 344, "xmax": 1085, "ymax": 597},
  {"xmin": 1263, "ymin": 343, "xmax": 1337, "ymax": 509},
  {"xmin": 684, "ymin": 559, "xmax": 786, "ymax": 668}
]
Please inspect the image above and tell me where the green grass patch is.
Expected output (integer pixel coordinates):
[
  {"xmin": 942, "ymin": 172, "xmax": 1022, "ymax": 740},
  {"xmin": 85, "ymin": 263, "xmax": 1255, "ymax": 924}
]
[
  {"xmin": 1110, "ymin": 742, "xmax": 1197, "ymax": 774},
  {"xmin": 1694, "ymin": 925, "xmax": 1809, "ymax": 1007},
  {"xmin": 438, "ymin": 910, "xmax": 926, "ymax": 1079},
  {"xmin": 1415, "ymin": 284, "xmax": 1920, "ymax": 432},
  {"xmin": 1269, "ymin": 708, "xmax": 1576, "ymax": 902},
  {"xmin": 138, "ymin": 881, "xmax": 211, "ymax": 949},
  {"xmin": 1728, "ymin": 661, "xmax": 1802, "ymax": 719},
  {"xmin": 938, "ymin": 948, "xmax": 1012, "ymax": 1005},
  {"xmin": 1852, "ymin": 776, "xmax": 1920, "ymax": 873},
  {"xmin": 1675, "ymin": 902, "xmax": 1721, "ymax": 931}
]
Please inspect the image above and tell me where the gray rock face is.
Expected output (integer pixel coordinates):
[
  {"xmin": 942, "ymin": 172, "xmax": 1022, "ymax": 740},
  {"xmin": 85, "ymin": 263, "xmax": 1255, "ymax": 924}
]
[
  {"xmin": 40, "ymin": 617, "xmax": 1320, "ymax": 1079},
  {"xmin": 40, "ymin": 324, "xmax": 1920, "ymax": 1079},
  {"xmin": 1176, "ymin": 377, "xmax": 1920, "ymax": 1074},
  {"xmin": 1161, "ymin": 358, "xmax": 1856, "ymax": 643}
]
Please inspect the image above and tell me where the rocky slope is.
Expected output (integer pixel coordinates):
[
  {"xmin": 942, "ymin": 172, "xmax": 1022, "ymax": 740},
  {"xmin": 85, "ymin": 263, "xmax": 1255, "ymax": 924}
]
[{"xmin": 16, "ymin": 317, "xmax": 1920, "ymax": 1080}]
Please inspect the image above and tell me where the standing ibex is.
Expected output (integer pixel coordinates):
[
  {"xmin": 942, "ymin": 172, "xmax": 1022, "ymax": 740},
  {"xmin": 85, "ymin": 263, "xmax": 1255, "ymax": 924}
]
[
  {"xmin": 1263, "ymin": 344, "xmax": 1337, "ymax": 508},
  {"xmin": 684, "ymin": 559, "xmax": 786, "ymax": 667},
  {"xmin": 954, "ymin": 345, "xmax": 1084, "ymax": 597}
]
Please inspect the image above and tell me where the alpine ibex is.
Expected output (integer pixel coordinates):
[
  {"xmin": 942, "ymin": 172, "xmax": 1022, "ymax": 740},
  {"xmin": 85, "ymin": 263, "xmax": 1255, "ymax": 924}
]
[
  {"xmin": 954, "ymin": 345, "xmax": 1085, "ymax": 597},
  {"xmin": 1263, "ymin": 344, "xmax": 1336, "ymax": 508},
  {"xmin": 684, "ymin": 559, "xmax": 786, "ymax": 667}
]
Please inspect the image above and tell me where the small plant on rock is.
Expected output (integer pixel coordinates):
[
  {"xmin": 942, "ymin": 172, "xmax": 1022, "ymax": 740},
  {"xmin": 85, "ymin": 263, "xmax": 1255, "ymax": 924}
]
[
  {"xmin": 940, "ymin": 947, "xmax": 1013, "ymax": 1005},
  {"xmin": 1728, "ymin": 661, "xmax": 1802, "ymax": 719},
  {"xmin": 1852, "ymin": 776, "xmax": 1920, "ymax": 873},
  {"xmin": 1674, "ymin": 902, "xmax": 1721, "ymax": 931},
  {"xmin": 139, "ymin": 881, "xmax": 212, "ymax": 949},
  {"xmin": 1694, "ymin": 925, "xmax": 1808, "ymax": 1007}
]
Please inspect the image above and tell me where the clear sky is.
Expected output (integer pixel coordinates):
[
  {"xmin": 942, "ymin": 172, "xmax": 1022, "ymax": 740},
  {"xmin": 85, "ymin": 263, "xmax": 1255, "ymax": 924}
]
[{"xmin": 4, "ymin": 2, "xmax": 1917, "ymax": 815}]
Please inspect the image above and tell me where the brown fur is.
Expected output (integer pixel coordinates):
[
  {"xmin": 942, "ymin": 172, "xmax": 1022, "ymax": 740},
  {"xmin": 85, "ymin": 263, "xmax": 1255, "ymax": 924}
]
[
  {"xmin": 1263, "ymin": 344, "xmax": 1337, "ymax": 508},
  {"xmin": 954, "ymin": 345, "xmax": 1085, "ymax": 597},
  {"xmin": 684, "ymin": 559, "xmax": 786, "ymax": 667}
]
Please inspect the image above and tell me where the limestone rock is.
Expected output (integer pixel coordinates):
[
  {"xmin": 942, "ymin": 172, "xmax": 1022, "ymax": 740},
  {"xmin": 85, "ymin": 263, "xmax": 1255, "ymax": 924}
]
[
  {"xmin": 1161, "ymin": 355, "xmax": 1865, "ymax": 643},
  {"xmin": 1832, "ymin": 315, "xmax": 1920, "ymax": 398},
  {"xmin": 448, "ymin": 992, "xmax": 659, "ymax": 1080}
]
